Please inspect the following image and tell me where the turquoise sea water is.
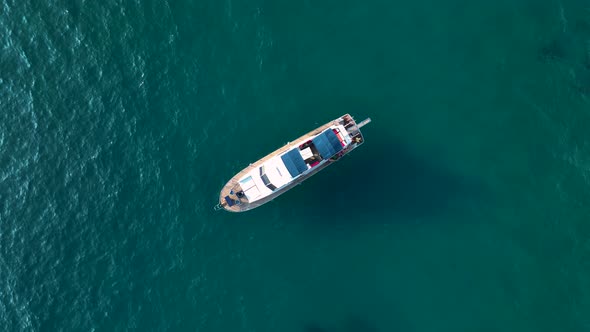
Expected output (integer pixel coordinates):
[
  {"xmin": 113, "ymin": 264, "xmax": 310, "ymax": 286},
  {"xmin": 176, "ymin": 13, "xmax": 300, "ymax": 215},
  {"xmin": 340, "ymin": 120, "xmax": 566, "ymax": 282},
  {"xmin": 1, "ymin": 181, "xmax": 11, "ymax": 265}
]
[{"xmin": 1, "ymin": 0, "xmax": 590, "ymax": 331}]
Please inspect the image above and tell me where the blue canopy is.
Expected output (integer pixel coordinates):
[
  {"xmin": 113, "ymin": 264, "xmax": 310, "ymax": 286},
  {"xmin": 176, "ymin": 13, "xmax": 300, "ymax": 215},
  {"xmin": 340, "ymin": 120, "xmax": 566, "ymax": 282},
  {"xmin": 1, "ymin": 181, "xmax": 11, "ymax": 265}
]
[
  {"xmin": 312, "ymin": 130, "xmax": 343, "ymax": 159},
  {"xmin": 281, "ymin": 149, "xmax": 308, "ymax": 177}
]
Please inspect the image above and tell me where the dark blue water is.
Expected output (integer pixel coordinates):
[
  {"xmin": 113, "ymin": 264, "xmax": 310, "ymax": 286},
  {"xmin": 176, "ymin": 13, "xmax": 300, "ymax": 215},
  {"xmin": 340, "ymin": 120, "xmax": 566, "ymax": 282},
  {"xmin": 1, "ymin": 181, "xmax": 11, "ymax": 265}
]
[{"xmin": 1, "ymin": 0, "xmax": 590, "ymax": 331}]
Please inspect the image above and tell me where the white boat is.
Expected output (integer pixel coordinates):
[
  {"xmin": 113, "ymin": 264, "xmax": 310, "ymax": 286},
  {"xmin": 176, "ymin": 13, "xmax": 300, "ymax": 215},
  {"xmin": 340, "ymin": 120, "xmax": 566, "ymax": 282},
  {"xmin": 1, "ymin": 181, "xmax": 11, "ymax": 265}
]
[{"xmin": 215, "ymin": 114, "xmax": 371, "ymax": 212}]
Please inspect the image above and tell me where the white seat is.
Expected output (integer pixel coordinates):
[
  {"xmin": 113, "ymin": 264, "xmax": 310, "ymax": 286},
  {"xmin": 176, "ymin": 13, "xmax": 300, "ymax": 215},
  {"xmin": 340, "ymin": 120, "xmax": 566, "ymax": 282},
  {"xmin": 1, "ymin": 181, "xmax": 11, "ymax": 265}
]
[{"xmin": 300, "ymin": 147, "xmax": 313, "ymax": 160}]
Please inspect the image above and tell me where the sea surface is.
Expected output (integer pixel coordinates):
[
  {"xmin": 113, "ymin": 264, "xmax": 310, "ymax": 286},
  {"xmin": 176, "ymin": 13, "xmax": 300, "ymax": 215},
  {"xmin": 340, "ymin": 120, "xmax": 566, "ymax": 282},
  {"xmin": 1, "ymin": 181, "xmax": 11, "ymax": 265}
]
[{"xmin": 1, "ymin": 0, "xmax": 590, "ymax": 331}]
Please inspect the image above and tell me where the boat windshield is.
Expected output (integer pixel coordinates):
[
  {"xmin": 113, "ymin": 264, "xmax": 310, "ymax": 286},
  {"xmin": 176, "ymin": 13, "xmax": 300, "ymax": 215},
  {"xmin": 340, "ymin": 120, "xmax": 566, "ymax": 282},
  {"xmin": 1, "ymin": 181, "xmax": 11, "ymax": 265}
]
[{"xmin": 259, "ymin": 166, "xmax": 277, "ymax": 191}]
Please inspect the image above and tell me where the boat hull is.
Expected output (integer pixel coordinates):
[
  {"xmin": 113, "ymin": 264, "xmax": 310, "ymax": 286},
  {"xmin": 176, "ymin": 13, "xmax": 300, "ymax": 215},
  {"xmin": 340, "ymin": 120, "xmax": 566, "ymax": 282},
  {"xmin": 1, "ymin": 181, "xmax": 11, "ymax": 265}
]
[{"xmin": 216, "ymin": 114, "xmax": 369, "ymax": 212}]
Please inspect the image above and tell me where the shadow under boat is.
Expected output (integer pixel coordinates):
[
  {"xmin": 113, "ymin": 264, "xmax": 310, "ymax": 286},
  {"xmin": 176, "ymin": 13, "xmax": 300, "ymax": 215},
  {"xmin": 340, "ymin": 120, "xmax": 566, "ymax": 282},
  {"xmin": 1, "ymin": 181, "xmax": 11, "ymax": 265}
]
[{"xmin": 283, "ymin": 136, "xmax": 487, "ymax": 224}]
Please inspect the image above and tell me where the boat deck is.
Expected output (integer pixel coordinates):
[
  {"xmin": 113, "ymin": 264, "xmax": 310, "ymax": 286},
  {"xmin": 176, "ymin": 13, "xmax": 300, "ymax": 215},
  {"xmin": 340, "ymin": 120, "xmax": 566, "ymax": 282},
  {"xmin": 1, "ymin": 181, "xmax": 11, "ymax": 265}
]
[{"xmin": 216, "ymin": 114, "xmax": 367, "ymax": 212}]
